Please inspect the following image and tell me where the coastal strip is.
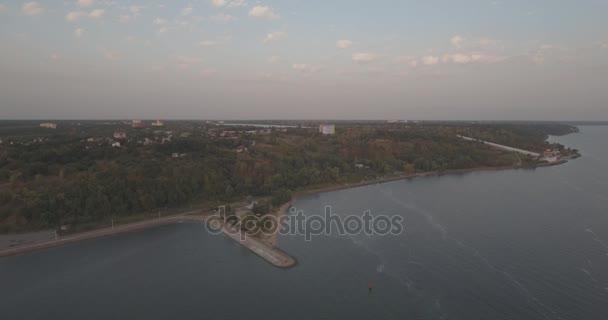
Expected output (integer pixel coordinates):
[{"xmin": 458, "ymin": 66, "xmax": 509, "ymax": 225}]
[
  {"xmin": 0, "ymin": 212, "xmax": 298, "ymax": 268},
  {"xmin": 290, "ymin": 161, "xmax": 568, "ymax": 199},
  {"xmin": 0, "ymin": 213, "xmax": 202, "ymax": 258},
  {"xmin": 0, "ymin": 160, "xmax": 569, "ymax": 266}
]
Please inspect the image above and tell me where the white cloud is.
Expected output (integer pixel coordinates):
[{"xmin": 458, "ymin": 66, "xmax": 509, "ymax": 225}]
[
  {"xmin": 181, "ymin": 7, "xmax": 193, "ymax": 16},
  {"xmin": 249, "ymin": 6, "xmax": 278, "ymax": 19},
  {"xmin": 74, "ymin": 28, "xmax": 85, "ymax": 38},
  {"xmin": 395, "ymin": 56, "xmax": 418, "ymax": 67},
  {"xmin": 66, "ymin": 11, "xmax": 85, "ymax": 21},
  {"xmin": 88, "ymin": 9, "xmax": 105, "ymax": 18},
  {"xmin": 450, "ymin": 35, "xmax": 465, "ymax": 47},
  {"xmin": 263, "ymin": 31, "xmax": 287, "ymax": 43},
  {"xmin": 153, "ymin": 18, "xmax": 168, "ymax": 25},
  {"xmin": 76, "ymin": 0, "xmax": 94, "ymax": 8},
  {"xmin": 199, "ymin": 41, "xmax": 216, "ymax": 47},
  {"xmin": 226, "ymin": 0, "xmax": 247, "ymax": 8},
  {"xmin": 292, "ymin": 64, "xmax": 319, "ymax": 73},
  {"xmin": 352, "ymin": 53, "xmax": 380, "ymax": 63},
  {"xmin": 210, "ymin": 0, "xmax": 226, "ymax": 7},
  {"xmin": 210, "ymin": 13, "xmax": 236, "ymax": 23},
  {"xmin": 22, "ymin": 2, "xmax": 44, "ymax": 16},
  {"xmin": 66, "ymin": 9, "xmax": 104, "ymax": 22},
  {"xmin": 421, "ymin": 55, "xmax": 439, "ymax": 65},
  {"xmin": 336, "ymin": 40, "xmax": 353, "ymax": 49},
  {"xmin": 442, "ymin": 53, "xmax": 507, "ymax": 64},
  {"xmin": 268, "ymin": 56, "xmax": 286, "ymax": 63},
  {"xmin": 103, "ymin": 49, "xmax": 120, "ymax": 61}
]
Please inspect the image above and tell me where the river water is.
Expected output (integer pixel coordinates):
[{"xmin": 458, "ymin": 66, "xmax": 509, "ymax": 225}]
[{"xmin": 1, "ymin": 126, "xmax": 607, "ymax": 320}]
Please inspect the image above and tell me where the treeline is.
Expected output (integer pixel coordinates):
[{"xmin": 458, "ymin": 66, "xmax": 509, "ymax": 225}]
[{"xmin": 0, "ymin": 122, "xmax": 577, "ymax": 232}]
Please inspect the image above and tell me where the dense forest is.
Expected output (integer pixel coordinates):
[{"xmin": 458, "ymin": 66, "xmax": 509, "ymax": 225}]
[{"xmin": 0, "ymin": 121, "xmax": 579, "ymax": 233}]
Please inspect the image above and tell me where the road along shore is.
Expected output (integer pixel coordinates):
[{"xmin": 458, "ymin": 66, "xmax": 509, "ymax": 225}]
[{"xmin": 0, "ymin": 212, "xmax": 297, "ymax": 268}]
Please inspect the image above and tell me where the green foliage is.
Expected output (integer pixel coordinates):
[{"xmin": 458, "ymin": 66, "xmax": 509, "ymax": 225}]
[
  {"xmin": 0, "ymin": 120, "xmax": 578, "ymax": 232},
  {"xmin": 271, "ymin": 189, "xmax": 292, "ymax": 207}
]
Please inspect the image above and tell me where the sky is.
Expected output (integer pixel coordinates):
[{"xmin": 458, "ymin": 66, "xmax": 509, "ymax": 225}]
[{"xmin": 0, "ymin": 0, "xmax": 607, "ymax": 120}]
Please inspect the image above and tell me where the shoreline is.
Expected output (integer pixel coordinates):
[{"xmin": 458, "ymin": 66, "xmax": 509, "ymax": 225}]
[
  {"xmin": 287, "ymin": 159, "xmax": 569, "ymax": 201},
  {"xmin": 0, "ymin": 158, "xmax": 572, "ymax": 266}
]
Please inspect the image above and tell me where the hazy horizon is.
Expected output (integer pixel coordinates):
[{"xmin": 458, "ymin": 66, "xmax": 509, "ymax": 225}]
[{"xmin": 1, "ymin": 1, "xmax": 607, "ymax": 120}]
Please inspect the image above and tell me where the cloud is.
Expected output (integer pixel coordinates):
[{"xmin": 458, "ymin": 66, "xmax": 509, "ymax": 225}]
[
  {"xmin": 227, "ymin": 0, "xmax": 247, "ymax": 8},
  {"xmin": 0, "ymin": 4, "xmax": 6, "ymax": 13},
  {"xmin": 103, "ymin": 49, "xmax": 120, "ymax": 61},
  {"xmin": 421, "ymin": 55, "xmax": 439, "ymax": 65},
  {"xmin": 88, "ymin": 9, "xmax": 105, "ymax": 19},
  {"xmin": 478, "ymin": 38, "xmax": 499, "ymax": 48},
  {"xmin": 129, "ymin": 6, "xmax": 144, "ymax": 15},
  {"xmin": 263, "ymin": 31, "xmax": 287, "ymax": 43},
  {"xmin": 292, "ymin": 64, "xmax": 319, "ymax": 73},
  {"xmin": 181, "ymin": 7, "xmax": 193, "ymax": 16},
  {"xmin": 450, "ymin": 35, "xmax": 465, "ymax": 47},
  {"xmin": 76, "ymin": 0, "xmax": 94, "ymax": 8},
  {"xmin": 66, "ymin": 9, "xmax": 104, "ymax": 22},
  {"xmin": 210, "ymin": 0, "xmax": 226, "ymax": 7},
  {"xmin": 395, "ymin": 56, "xmax": 418, "ymax": 67},
  {"xmin": 176, "ymin": 55, "xmax": 204, "ymax": 68},
  {"xmin": 153, "ymin": 18, "xmax": 168, "ymax": 25},
  {"xmin": 352, "ymin": 53, "xmax": 381, "ymax": 63},
  {"xmin": 526, "ymin": 44, "xmax": 568, "ymax": 65},
  {"xmin": 442, "ymin": 53, "xmax": 507, "ymax": 64},
  {"xmin": 210, "ymin": 13, "xmax": 236, "ymax": 23},
  {"xmin": 336, "ymin": 40, "xmax": 353, "ymax": 49},
  {"xmin": 199, "ymin": 41, "xmax": 216, "ymax": 47},
  {"xmin": 66, "ymin": 11, "xmax": 84, "ymax": 21},
  {"xmin": 22, "ymin": 2, "xmax": 44, "ymax": 16},
  {"xmin": 249, "ymin": 6, "xmax": 278, "ymax": 19},
  {"xmin": 268, "ymin": 56, "xmax": 286, "ymax": 63},
  {"xmin": 50, "ymin": 53, "xmax": 61, "ymax": 61},
  {"xmin": 74, "ymin": 28, "xmax": 85, "ymax": 38}
]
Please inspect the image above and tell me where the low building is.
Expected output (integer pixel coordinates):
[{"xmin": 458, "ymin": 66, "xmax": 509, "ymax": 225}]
[
  {"xmin": 319, "ymin": 124, "xmax": 335, "ymax": 135},
  {"xmin": 151, "ymin": 120, "xmax": 164, "ymax": 127},
  {"xmin": 40, "ymin": 123, "xmax": 57, "ymax": 129},
  {"xmin": 111, "ymin": 142, "xmax": 121, "ymax": 148},
  {"xmin": 543, "ymin": 149, "xmax": 561, "ymax": 163},
  {"xmin": 131, "ymin": 120, "xmax": 145, "ymax": 128},
  {"xmin": 114, "ymin": 131, "xmax": 127, "ymax": 139}
]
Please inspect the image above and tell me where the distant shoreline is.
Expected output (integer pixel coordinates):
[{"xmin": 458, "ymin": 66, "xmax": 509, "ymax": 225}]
[{"xmin": 289, "ymin": 159, "xmax": 570, "ymax": 200}]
